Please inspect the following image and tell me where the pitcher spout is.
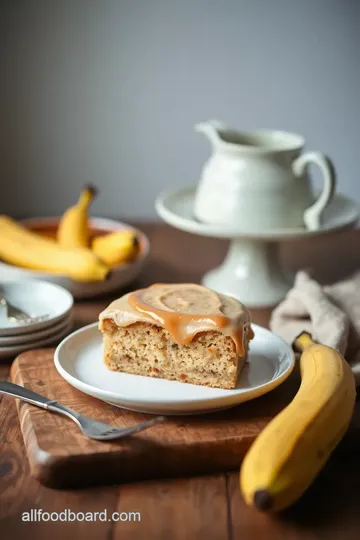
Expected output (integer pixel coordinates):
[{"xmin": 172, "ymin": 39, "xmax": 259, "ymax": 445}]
[{"xmin": 194, "ymin": 119, "xmax": 228, "ymax": 147}]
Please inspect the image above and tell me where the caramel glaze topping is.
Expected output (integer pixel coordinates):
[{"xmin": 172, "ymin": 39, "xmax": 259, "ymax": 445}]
[{"xmin": 99, "ymin": 283, "xmax": 254, "ymax": 356}]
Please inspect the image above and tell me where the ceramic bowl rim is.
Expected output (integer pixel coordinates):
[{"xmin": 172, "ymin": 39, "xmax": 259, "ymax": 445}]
[{"xmin": 0, "ymin": 216, "xmax": 150, "ymax": 278}]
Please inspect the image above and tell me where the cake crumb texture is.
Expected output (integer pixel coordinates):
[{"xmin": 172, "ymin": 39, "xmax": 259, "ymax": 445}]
[{"xmin": 101, "ymin": 320, "xmax": 248, "ymax": 389}]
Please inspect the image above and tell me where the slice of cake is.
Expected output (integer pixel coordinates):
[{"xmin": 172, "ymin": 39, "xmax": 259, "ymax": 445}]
[{"xmin": 98, "ymin": 283, "xmax": 254, "ymax": 389}]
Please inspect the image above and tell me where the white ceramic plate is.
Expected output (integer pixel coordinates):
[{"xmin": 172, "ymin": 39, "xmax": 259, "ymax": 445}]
[
  {"xmin": 0, "ymin": 319, "xmax": 74, "ymax": 360},
  {"xmin": 156, "ymin": 187, "xmax": 359, "ymax": 239},
  {"xmin": 0, "ymin": 217, "xmax": 150, "ymax": 299},
  {"xmin": 0, "ymin": 313, "xmax": 73, "ymax": 346},
  {"xmin": 0, "ymin": 280, "xmax": 73, "ymax": 336},
  {"xmin": 54, "ymin": 323, "xmax": 295, "ymax": 415}
]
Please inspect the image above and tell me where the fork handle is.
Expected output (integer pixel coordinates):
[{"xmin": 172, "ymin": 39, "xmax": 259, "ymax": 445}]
[
  {"xmin": 0, "ymin": 381, "xmax": 54, "ymax": 408},
  {"xmin": 0, "ymin": 381, "xmax": 78, "ymax": 420}
]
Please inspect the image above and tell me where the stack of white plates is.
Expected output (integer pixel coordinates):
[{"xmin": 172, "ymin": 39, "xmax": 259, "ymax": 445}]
[{"xmin": 0, "ymin": 280, "xmax": 74, "ymax": 359}]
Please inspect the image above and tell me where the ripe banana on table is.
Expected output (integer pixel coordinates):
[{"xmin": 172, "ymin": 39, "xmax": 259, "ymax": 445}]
[
  {"xmin": 92, "ymin": 230, "xmax": 139, "ymax": 266},
  {"xmin": 240, "ymin": 332, "xmax": 356, "ymax": 513},
  {"xmin": 57, "ymin": 184, "xmax": 97, "ymax": 248},
  {"xmin": 0, "ymin": 215, "xmax": 109, "ymax": 282}
]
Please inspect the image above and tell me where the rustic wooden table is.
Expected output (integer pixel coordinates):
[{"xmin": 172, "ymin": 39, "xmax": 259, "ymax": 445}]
[{"xmin": 1, "ymin": 222, "xmax": 360, "ymax": 540}]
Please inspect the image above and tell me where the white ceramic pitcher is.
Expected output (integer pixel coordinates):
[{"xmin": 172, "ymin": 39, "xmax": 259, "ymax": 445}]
[{"xmin": 193, "ymin": 120, "xmax": 336, "ymax": 231}]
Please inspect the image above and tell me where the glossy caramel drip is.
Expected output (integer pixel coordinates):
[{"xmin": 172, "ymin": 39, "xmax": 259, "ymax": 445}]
[{"xmin": 126, "ymin": 283, "xmax": 251, "ymax": 356}]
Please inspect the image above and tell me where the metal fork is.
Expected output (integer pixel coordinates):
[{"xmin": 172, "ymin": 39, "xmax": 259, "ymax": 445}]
[
  {"xmin": 0, "ymin": 296, "xmax": 49, "ymax": 325},
  {"xmin": 0, "ymin": 381, "xmax": 165, "ymax": 441}
]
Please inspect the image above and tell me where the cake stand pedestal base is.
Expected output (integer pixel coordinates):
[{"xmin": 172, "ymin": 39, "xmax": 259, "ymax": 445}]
[{"xmin": 202, "ymin": 238, "xmax": 291, "ymax": 307}]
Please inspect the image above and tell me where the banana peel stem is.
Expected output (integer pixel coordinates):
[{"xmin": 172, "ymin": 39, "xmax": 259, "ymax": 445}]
[
  {"xmin": 293, "ymin": 331, "xmax": 316, "ymax": 353},
  {"xmin": 79, "ymin": 184, "xmax": 98, "ymax": 207}
]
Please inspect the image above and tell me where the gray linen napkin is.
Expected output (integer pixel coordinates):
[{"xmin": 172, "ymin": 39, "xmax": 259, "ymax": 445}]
[{"xmin": 270, "ymin": 270, "xmax": 360, "ymax": 386}]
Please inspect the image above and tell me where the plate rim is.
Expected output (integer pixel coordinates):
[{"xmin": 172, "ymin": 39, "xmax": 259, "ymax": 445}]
[
  {"xmin": 0, "ymin": 319, "xmax": 74, "ymax": 357},
  {"xmin": 0, "ymin": 279, "xmax": 74, "ymax": 336},
  {"xmin": 54, "ymin": 322, "xmax": 296, "ymax": 408},
  {"xmin": 156, "ymin": 187, "xmax": 359, "ymax": 240},
  {"xmin": 0, "ymin": 312, "xmax": 73, "ymax": 346}
]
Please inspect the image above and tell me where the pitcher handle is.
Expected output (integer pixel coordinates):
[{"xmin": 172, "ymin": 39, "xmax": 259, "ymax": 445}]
[{"xmin": 292, "ymin": 152, "xmax": 336, "ymax": 230}]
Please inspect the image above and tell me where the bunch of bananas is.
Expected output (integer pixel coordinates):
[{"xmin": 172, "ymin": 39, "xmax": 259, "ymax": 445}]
[
  {"xmin": 0, "ymin": 185, "xmax": 139, "ymax": 282},
  {"xmin": 240, "ymin": 331, "xmax": 356, "ymax": 512}
]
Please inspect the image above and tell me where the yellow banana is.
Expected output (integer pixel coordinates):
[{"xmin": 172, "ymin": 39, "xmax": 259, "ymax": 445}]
[
  {"xmin": 57, "ymin": 185, "xmax": 97, "ymax": 248},
  {"xmin": 92, "ymin": 230, "xmax": 139, "ymax": 266},
  {"xmin": 240, "ymin": 332, "xmax": 356, "ymax": 512},
  {"xmin": 0, "ymin": 215, "xmax": 109, "ymax": 282}
]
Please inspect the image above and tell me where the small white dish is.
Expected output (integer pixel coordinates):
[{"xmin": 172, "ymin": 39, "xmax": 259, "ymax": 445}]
[
  {"xmin": 0, "ymin": 319, "xmax": 73, "ymax": 360},
  {"xmin": 0, "ymin": 217, "xmax": 150, "ymax": 299},
  {"xmin": 156, "ymin": 187, "xmax": 359, "ymax": 239},
  {"xmin": 54, "ymin": 323, "xmax": 295, "ymax": 415},
  {"xmin": 0, "ymin": 312, "xmax": 73, "ymax": 346},
  {"xmin": 0, "ymin": 280, "xmax": 73, "ymax": 337}
]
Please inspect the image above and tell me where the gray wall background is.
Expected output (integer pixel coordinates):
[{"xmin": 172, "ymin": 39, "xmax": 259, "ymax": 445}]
[{"xmin": 1, "ymin": 0, "xmax": 359, "ymax": 220}]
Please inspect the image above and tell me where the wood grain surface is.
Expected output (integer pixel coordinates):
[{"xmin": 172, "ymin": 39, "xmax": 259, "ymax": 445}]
[
  {"xmin": 2, "ymin": 222, "xmax": 360, "ymax": 540},
  {"xmin": 10, "ymin": 348, "xmax": 299, "ymax": 488}
]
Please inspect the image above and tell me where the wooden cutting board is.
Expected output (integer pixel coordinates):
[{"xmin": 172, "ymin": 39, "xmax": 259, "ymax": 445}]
[{"xmin": 10, "ymin": 349, "xmax": 360, "ymax": 489}]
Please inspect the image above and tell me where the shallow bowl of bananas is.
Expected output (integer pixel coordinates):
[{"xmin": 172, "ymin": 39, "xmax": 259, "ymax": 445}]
[{"xmin": 0, "ymin": 186, "xmax": 150, "ymax": 299}]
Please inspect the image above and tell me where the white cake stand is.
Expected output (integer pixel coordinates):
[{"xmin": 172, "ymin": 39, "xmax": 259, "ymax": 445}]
[{"xmin": 155, "ymin": 187, "xmax": 359, "ymax": 307}]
